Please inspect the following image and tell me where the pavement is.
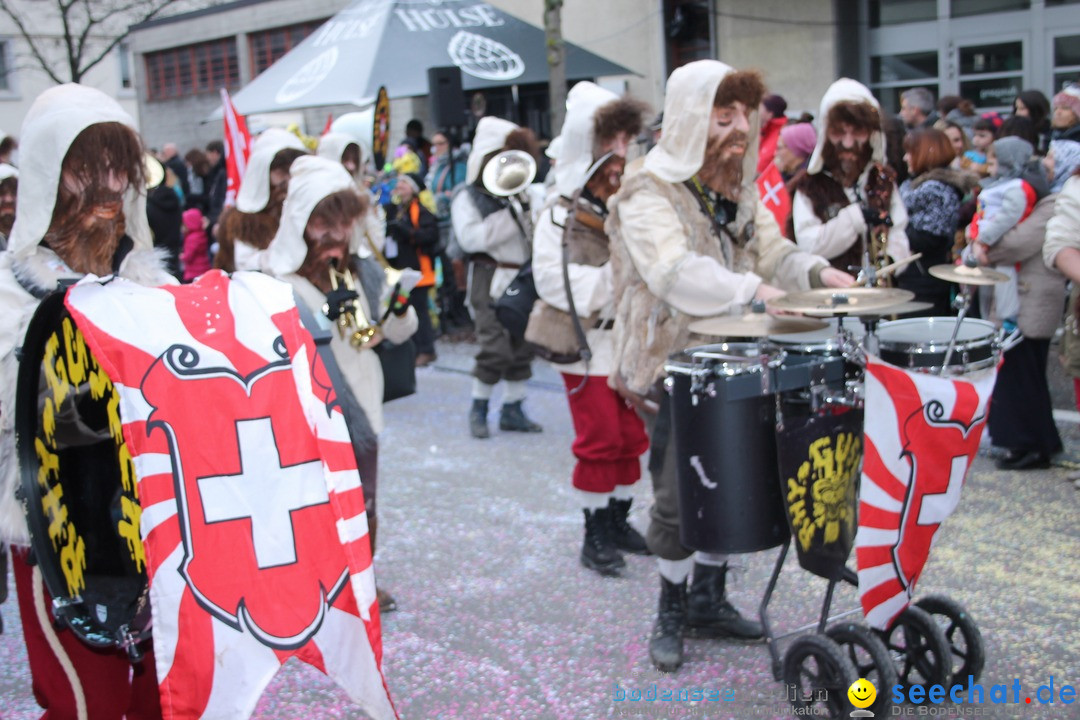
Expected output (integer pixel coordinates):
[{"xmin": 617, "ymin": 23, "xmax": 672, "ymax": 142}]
[{"xmin": 1, "ymin": 334, "xmax": 1078, "ymax": 720}]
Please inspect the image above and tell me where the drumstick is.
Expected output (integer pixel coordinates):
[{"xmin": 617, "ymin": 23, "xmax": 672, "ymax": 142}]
[{"xmin": 876, "ymin": 253, "xmax": 922, "ymax": 278}]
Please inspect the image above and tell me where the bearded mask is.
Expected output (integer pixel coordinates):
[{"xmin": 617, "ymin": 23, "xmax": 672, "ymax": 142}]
[
  {"xmin": 699, "ymin": 130, "xmax": 750, "ymax": 199},
  {"xmin": 44, "ymin": 122, "xmax": 143, "ymax": 276},
  {"xmin": 822, "ymin": 139, "xmax": 874, "ymax": 188},
  {"xmin": 0, "ymin": 177, "xmax": 16, "ymax": 237}
]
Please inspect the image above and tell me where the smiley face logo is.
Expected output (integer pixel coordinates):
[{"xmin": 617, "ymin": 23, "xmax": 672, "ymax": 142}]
[{"xmin": 848, "ymin": 678, "xmax": 877, "ymax": 709}]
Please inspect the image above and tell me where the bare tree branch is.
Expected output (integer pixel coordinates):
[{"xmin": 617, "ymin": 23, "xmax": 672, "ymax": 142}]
[
  {"xmin": 0, "ymin": 0, "xmax": 225, "ymax": 84},
  {"xmin": 0, "ymin": 1, "xmax": 65, "ymax": 84}
]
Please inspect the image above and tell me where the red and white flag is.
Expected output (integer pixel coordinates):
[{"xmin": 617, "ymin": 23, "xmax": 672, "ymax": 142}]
[
  {"xmin": 756, "ymin": 163, "xmax": 790, "ymax": 232},
  {"xmin": 856, "ymin": 357, "xmax": 996, "ymax": 630},
  {"xmin": 65, "ymin": 271, "xmax": 397, "ymax": 720},
  {"xmin": 220, "ymin": 88, "xmax": 251, "ymax": 208}
]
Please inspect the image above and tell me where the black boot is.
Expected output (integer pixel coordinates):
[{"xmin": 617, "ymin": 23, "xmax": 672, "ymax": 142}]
[
  {"xmin": 685, "ymin": 563, "xmax": 763, "ymax": 640},
  {"xmin": 608, "ymin": 498, "xmax": 651, "ymax": 555},
  {"xmin": 580, "ymin": 507, "xmax": 625, "ymax": 576},
  {"xmin": 649, "ymin": 576, "xmax": 687, "ymax": 672},
  {"xmin": 499, "ymin": 400, "xmax": 543, "ymax": 432},
  {"xmin": 469, "ymin": 398, "xmax": 490, "ymax": 439}
]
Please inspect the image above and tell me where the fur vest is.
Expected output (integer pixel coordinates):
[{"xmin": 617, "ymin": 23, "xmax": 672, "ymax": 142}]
[
  {"xmin": 525, "ymin": 198, "xmax": 610, "ymax": 356},
  {"xmin": 606, "ymin": 172, "xmax": 762, "ymax": 396}
]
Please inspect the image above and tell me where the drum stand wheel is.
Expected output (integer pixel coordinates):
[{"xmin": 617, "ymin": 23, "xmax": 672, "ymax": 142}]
[
  {"xmin": 781, "ymin": 633, "xmax": 858, "ymax": 718},
  {"xmin": 825, "ymin": 621, "xmax": 898, "ymax": 716},
  {"xmin": 914, "ymin": 595, "xmax": 985, "ymax": 684},
  {"xmin": 877, "ymin": 605, "xmax": 952, "ymax": 695}
]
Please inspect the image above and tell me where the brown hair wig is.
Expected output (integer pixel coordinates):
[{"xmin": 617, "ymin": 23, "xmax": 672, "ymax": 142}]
[
  {"xmin": 45, "ymin": 122, "xmax": 143, "ymax": 275},
  {"xmin": 903, "ymin": 128, "xmax": 956, "ymax": 176},
  {"xmin": 270, "ymin": 147, "xmax": 307, "ymax": 176},
  {"xmin": 503, "ymin": 127, "xmax": 540, "ymax": 161},
  {"xmin": 593, "ymin": 96, "xmax": 650, "ymax": 152},
  {"xmin": 714, "ymin": 70, "xmax": 766, "ymax": 110},
  {"xmin": 308, "ymin": 188, "xmax": 366, "ymax": 228},
  {"xmin": 57, "ymin": 122, "xmax": 144, "ymax": 198},
  {"xmin": 826, "ymin": 101, "xmax": 881, "ymax": 134}
]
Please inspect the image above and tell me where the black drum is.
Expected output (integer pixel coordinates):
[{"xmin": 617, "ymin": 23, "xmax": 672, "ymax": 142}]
[
  {"xmin": 665, "ymin": 343, "xmax": 791, "ymax": 554},
  {"xmin": 16, "ymin": 291, "xmax": 150, "ymax": 658}
]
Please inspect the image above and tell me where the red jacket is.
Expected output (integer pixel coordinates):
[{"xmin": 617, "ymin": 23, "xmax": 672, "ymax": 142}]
[{"xmin": 757, "ymin": 117, "xmax": 787, "ymax": 176}]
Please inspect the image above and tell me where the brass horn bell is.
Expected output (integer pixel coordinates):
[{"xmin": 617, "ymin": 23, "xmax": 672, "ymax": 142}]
[
  {"xmin": 481, "ymin": 149, "xmax": 537, "ymax": 197},
  {"xmin": 323, "ymin": 261, "xmax": 379, "ymax": 348}
]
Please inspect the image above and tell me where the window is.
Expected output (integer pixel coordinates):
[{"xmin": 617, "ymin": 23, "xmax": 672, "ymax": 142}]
[
  {"xmin": 869, "ymin": 0, "xmax": 937, "ymax": 28},
  {"xmin": 248, "ymin": 20, "xmax": 326, "ymax": 77},
  {"xmin": 664, "ymin": 0, "xmax": 712, "ymax": 72},
  {"xmin": 145, "ymin": 38, "xmax": 238, "ymax": 101},
  {"xmin": 0, "ymin": 40, "xmax": 10, "ymax": 92},
  {"xmin": 950, "ymin": 0, "xmax": 1029, "ymax": 17},
  {"xmin": 1054, "ymin": 34, "xmax": 1080, "ymax": 92},
  {"xmin": 118, "ymin": 42, "xmax": 132, "ymax": 90},
  {"xmin": 958, "ymin": 41, "xmax": 1023, "ymax": 110},
  {"xmin": 870, "ymin": 51, "xmax": 939, "ymax": 114}
]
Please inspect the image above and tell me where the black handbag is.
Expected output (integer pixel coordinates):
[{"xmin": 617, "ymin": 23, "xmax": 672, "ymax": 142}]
[
  {"xmin": 494, "ymin": 258, "xmax": 538, "ymax": 340},
  {"xmin": 375, "ymin": 338, "xmax": 417, "ymax": 402}
]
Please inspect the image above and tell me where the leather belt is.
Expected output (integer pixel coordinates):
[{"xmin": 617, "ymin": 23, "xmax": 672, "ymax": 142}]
[{"xmin": 470, "ymin": 254, "xmax": 522, "ymax": 270}]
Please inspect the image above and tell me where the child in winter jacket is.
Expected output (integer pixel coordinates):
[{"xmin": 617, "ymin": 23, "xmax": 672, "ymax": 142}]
[
  {"xmin": 966, "ymin": 137, "xmax": 1041, "ymax": 323},
  {"xmin": 180, "ymin": 207, "xmax": 212, "ymax": 282}
]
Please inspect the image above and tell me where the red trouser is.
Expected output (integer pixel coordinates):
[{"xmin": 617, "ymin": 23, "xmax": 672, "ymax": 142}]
[
  {"xmin": 561, "ymin": 373, "xmax": 649, "ymax": 493},
  {"xmin": 11, "ymin": 547, "xmax": 161, "ymax": 720}
]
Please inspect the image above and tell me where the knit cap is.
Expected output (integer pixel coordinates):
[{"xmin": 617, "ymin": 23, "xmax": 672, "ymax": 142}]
[{"xmin": 779, "ymin": 122, "xmax": 817, "ymax": 159}]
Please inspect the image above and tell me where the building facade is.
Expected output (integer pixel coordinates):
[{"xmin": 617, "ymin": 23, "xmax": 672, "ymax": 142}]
[{"xmin": 864, "ymin": 0, "xmax": 1080, "ymax": 113}]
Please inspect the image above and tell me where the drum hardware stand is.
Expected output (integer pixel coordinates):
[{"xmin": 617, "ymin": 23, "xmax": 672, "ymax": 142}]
[
  {"xmin": 941, "ymin": 276, "xmax": 976, "ymax": 376},
  {"xmin": 760, "ymin": 543, "xmax": 862, "ymax": 681}
]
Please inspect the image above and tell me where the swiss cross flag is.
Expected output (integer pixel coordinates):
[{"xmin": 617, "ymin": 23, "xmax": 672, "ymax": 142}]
[
  {"xmin": 65, "ymin": 271, "xmax": 397, "ymax": 720},
  {"xmin": 856, "ymin": 357, "xmax": 996, "ymax": 630},
  {"xmin": 756, "ymin": 163, "xmax": 790, "ymax": 232},
  {"xmin": 220, "ymin": 88, "xmax": 251, "ymax": 208}
]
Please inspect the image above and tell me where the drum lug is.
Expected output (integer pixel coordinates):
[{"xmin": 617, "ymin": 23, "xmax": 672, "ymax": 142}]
[
  {"xmin": 52, "ymin": 595, "xmax": 81, "ymax": 611},
  {"xmin": 118, "ymin": 624, "xmax": 145, "ymax": 663}
]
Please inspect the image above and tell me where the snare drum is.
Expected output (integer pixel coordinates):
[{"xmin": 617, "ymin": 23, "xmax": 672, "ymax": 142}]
[
  {"xmin": 664, "ymin": 343, "xmax": 791, "ymax": 554},
  {"xmin": 877, "ymin": 317, "xmax": 998, "ymax": 373}
]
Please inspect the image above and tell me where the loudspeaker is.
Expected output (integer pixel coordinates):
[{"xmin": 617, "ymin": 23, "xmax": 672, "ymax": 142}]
[{"xmin": 428, "ymin": 66, "xmax": 466, "ymax": 129}]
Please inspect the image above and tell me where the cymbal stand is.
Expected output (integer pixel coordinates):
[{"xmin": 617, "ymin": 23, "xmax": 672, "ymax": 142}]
[{"xmin": 939, "ymin": 284, "xmax": 973, "ymax": 376}]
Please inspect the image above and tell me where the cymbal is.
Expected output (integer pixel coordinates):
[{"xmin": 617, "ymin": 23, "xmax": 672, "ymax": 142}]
[
  {"xmin": 881, "ymin": 300, "xmax": 935, "ymax": 316},
  {"xmin": 766, "ymin": 287, "xmax": 915, "ymax": 316},
  {"xmin": 928, "ymin": 264, "xmax": 1011, "ymax": 285},
  {"xmin": 687, "ymin": 313, "xmax": 828, "ymax": 338}
]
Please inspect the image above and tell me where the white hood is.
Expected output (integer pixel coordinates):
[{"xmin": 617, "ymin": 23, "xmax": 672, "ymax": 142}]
[
  {"xmin": 265, "ymin": 155, "xmax": 356, "ymax": 276},
  {"xmin": 236, "ymin": 128, "xmax": 307, "ymax": 213},
  {"xmin": 0, "ymin": 163, "xmax": 16, "ymax": 181},
  {"xmin": 8, "ymin": 83, "xmax": 150, "ymax": 259},
  {"xmin": 317, "ymin": 132, "xmax": 364, "ymax": 182},
  {"xmin": 554, "ymin": 82, "xmax": 619, "ymax": 197},
  {"xmin": 806, "ymin": 78, "xmax": 885, "ymax": 176},
  {"xmin": 466, "ymin": 116, "xmax": 519, "ymax": 184}
]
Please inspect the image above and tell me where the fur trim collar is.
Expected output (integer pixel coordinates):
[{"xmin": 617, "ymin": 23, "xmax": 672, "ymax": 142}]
[{"xmin": 910, "ymin": 167, "xmax": 980, "ymax": 194}]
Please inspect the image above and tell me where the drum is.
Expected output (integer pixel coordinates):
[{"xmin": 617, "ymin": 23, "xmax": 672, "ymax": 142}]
[
  {"xmin": 16, "ymin": 292, "xmax": 150, "ymax": 659},
  {"xmin": 769, "ymin": 316, "xmax": 867, "ymax": 381},
  {"xmin": 876, "ymin": 317, "xmax": 998, "ymax": 373},
  {"xmin": 768, "ymin": 316, "xmax": 866, "ymax": 357},
  {"xmin": 665, "ymin": 343, "xmax": 791, "ymax": 554}
]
